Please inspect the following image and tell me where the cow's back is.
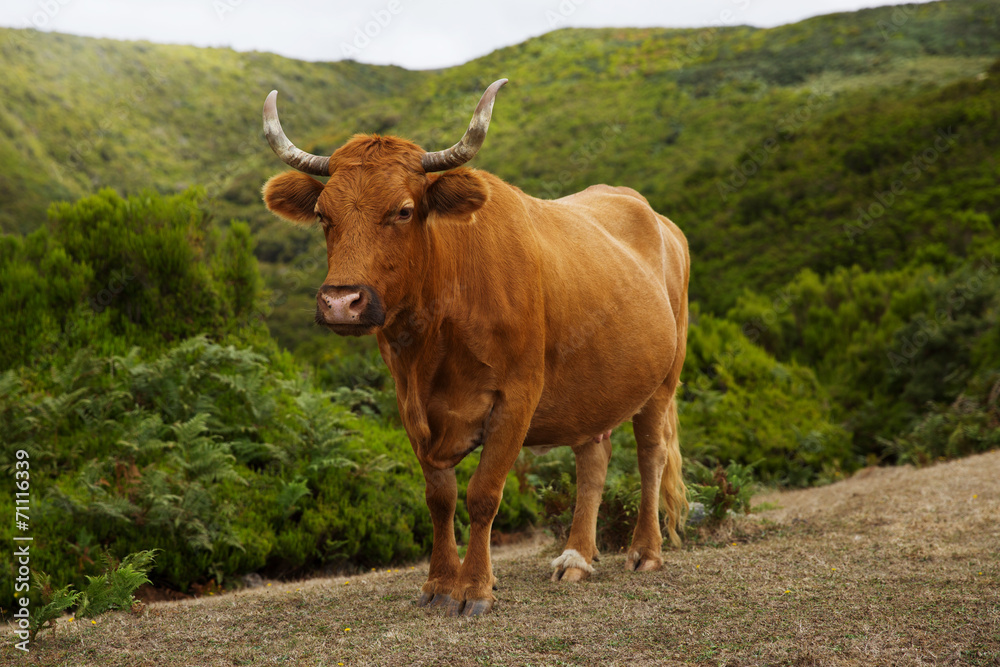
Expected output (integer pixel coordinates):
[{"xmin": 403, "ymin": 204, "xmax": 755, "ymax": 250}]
[{"xmin": 521, "ymin": 183, "xmax": 689, "ymax": 449}]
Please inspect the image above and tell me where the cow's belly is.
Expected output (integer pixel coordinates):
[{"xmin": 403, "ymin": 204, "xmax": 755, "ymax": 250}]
[{"xmin": 524, "ymin": 296, "xmax": 678, "ymax": 450}]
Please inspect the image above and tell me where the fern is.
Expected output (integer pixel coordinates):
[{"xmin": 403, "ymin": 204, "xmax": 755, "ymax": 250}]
[
  {"xmin": 276, "ymin": 476, "xmax": 311, "ymax": 520},
  {"xmin": 75, "ymin": 551, "xmax": 156, "ymax": 619},
  {"xmin": 29, "ymin": 550, "xmax": 157, "ymax": 641},
  {"xmin": 27, "ymin": 572, "xmax": 81, "ymax": 641}
]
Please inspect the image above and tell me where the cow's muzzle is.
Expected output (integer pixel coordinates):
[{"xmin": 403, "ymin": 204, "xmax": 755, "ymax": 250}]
[{"xmin": 315, "ymin": 284, "xmax": 385, "ymax": 335}]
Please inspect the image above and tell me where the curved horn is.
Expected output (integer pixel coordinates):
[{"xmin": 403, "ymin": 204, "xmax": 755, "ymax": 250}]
[
  {"xmin": 421, "ymin": 78, "xmax": 507, "ymax": 172},
  {"xmin": 262, "ymin": 90, "xmax": 330, "ymax": 176}
]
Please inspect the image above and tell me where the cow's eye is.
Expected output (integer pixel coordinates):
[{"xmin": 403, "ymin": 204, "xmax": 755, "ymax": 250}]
[{"xmin": 396, "ymin": 207, "xmax": 413, "ymax": 222}]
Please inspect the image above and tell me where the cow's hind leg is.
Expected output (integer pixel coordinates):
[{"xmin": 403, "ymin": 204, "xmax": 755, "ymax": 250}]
[
  {"xmin": 551, "ymin": 433, "xmax": 613, "ymax": 582},
  {"xmin": 626, "ymin": 382, "xmax": 687, "ymax": 572}
]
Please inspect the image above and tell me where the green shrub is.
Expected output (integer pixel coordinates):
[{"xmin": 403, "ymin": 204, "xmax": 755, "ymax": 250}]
[
  {"xmin": 680, "ymin": 308, "xmax": 854, "ymax": 486},
  {"xmin": 29, "ymin": 550, "xmax": 157, "ymax": 641},
  {"xmin": 0, "ymin": 338, "xmax": 435, "ymax": 610},
  {"xmin": 0, "ymin": 188, "xmax": 265, "ymax": 371},
  {"xmin": 686, "ymin": 461, "xmax": 756, "ymax": 526},
  {"xmin": 727, "ymin": 247, "xmax": 1000, "ymax": 461},
  {"xmin": 888, "ymin": 374, "xmax": 1000, "ymax": 465}
]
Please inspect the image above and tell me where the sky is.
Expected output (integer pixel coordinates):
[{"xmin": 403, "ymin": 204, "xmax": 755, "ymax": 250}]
[{"xmin": 1, "ymin": 0, "xmax": 938, "ymax": 70}]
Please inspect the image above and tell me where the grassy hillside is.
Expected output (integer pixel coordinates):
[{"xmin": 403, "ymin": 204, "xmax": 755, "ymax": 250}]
[
  {"xmin": 2, "ymin": 2, "xmax": 998, "ymax": 239},
  {"xmin": 0, "ymin": 28, "xmax": 421, "ymax": 235}
]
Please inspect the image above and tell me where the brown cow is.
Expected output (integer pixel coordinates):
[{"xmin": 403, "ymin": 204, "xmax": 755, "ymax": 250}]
[{"xmin": 261, "ymin": 79, "xmax": 689, "ymax": 617}]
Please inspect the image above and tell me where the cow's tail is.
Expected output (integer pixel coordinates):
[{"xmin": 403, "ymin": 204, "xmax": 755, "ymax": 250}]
[{"xmin": 661, "ymin": 393, "xmax": 688, "ymax": 547}]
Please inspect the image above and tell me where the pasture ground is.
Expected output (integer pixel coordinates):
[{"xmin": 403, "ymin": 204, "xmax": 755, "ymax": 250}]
[{"xmin": 6, "ymin": 450, "xmax": 999, "ymax": 666}]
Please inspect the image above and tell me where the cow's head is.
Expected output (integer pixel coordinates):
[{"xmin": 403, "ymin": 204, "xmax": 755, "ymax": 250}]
[{"xmin": 261, "ymin": 80, "xmax": 506, "ymax": 336}]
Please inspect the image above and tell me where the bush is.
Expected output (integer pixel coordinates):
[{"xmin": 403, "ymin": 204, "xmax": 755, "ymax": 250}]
[
  {"xmin": 888, "ymin": 374, "xmax": 1000, "ymax": 465},
  {"xmin": 686, "ymin": 461, "xmax": 756, "ymax": 526},
  {"xmin": 680, "ymin": 308, "xmax": 854, "ymax": 486},
  {"xmin": 727, "ymin": 246, "xmax": 1000, "ymax": 462},
  {"xmin": 0, "ymin": 188, "xmax": 264, "ymax": 371},
  {"xmin": 29, "ymin": 550, "xmax": 157, "ymax": 641},
  {"xmin": 0, "ymin": 338, "xmax": 435, "ymax": 610}
]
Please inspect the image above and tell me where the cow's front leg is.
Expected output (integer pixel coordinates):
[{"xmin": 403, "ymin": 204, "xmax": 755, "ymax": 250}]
[
  {"xmin": 447, "ymin": 432, "xmax": 525, "ymax": 617},
  {"xmin": 417, "ymin": 466, "xmax": 461, "ymax": 608}
]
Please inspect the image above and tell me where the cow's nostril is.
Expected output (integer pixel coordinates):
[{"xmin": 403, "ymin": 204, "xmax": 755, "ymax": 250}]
[{"xmin": 349, "ymin": 291, "xmax": 368, "ymax": 315}]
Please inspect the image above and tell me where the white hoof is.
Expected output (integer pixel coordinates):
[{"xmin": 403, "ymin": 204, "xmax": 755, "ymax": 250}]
[{"xmin": 550, "ymin": 549, "xmax": 595, "ymax": 574}]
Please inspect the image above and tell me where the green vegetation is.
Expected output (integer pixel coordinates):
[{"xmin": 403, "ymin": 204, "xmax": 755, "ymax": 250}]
[
  {"xmin": 29, "ymin": 550, "xmax": 157, "ymax": 640},
  {"xmin": 1, "ymin": 0, "xmax": 998, "ymax": 619},
  {"xmin": 686, "ymin": 461, "xmax": 757, "ymax": 526},
  {"xmin": 0, "ymin": 188, "xmax": 265, "ymax": 369}
]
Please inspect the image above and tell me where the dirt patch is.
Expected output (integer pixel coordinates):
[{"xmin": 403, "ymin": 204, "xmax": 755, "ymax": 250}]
[{"xmin": 6, "ymin": 451, "xmax": 999, "ymax": 666}]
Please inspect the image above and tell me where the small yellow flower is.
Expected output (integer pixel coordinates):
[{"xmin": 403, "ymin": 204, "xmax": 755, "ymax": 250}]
[
  {"xmin": 832, "ymin": 567, "xmax": 837, "ymax": 571},
  {"xmin": 979, "ymin": 571, "xmax": 983, "ymax": 575},
  {"xmin": 784, "ymin": 590, "xmax": 791, "ymax": 594},
  {"xmin": 296, "ymin": 588, "xmax": 301, "ymax": 592},
  {"xmin": 344, "ymin": 627, "xmax": 352, "ymax": 633},
  {"xmin": 371, "ymin": 567, "xmax": 376, "ymax": 571},
  {"xmin": 731, "ymin": 542, "xmax": 737, "ymax": 546},
  {"xmin": 68, "ymin": 618, "xmax": 74, "ymax": 623},
  {"xmin": 91, "ymin": 620, "xmax": 96, "ymax": 625},
  {"xmin": 266, "ymin": 583, "xmax": 272, "ymax": 587},
  {"xmin": 208, "ymin": 592, "xmax": 214, "ymax": 596},
  {"xmin": 696, "ymin": 565, "xmax": 700, "ymax": 569},
  {"xmin": 973, "ymin": 494, "xmax": 978, "ymax": 499},
  {"xmin": 344, "ymin": 580, "xmax": 350, "ymax": 585},
  {"xmin": 410, "ymin": 566, "xmax": 415, "ymax": 570}
]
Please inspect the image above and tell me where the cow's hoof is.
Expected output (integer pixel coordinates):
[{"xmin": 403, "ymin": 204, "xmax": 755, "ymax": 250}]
[
  {"xmin": 447, "ymin": 597, "xmax": 494, "ymax": 617},
  {"xmin": 417, "ymin": 592, "xmax": 453, "ymax": 608},
  {"xmin": 551, "ymin": 566, "xmax": 590, "ymax": 582},
  {"xmin": 625, "ymin": 549, "xmax": 662, "ymax": 572},
  {"xmin": 550, "ymin": 549, "xmax": 595, "ymax": 582}
]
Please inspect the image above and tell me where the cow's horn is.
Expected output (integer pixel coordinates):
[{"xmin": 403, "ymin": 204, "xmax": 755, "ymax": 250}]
[
  {"xmin": 421, "ymin": 79, "xmax": 507, "ymax": 172},
  {"xmin": 263, "ymin": 90, "xmax": 331, "ymax": 177}
]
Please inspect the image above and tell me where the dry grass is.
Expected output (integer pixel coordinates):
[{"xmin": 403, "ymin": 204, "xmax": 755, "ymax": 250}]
[{"xmin": 6, "ymin": 451, "xmax": 1000, "ymax": 666}]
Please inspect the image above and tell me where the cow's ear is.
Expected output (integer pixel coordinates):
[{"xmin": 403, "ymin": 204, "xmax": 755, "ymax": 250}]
[
  {"xmin": 262, "ymin": 172, "xmax": 325, "ymax": 224},
  {"xmin": 422, "ymin": 169, "xmax": 490, "ymax": 220}
]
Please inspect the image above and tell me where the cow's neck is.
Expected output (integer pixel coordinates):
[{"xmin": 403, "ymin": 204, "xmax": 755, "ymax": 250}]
[{"xmin": 381, "ymin": 186, "xmax": 540, "ymax": 369}]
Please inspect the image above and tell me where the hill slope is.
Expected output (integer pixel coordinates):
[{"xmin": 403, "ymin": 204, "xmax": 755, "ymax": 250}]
[
  {"xmin": 15, "ymin": 449, "xmax": 1000, "ymax": 666},
  {"xmin": 0, "ymin": 28, "xmax": 422, "ymax": 234},
  {"xmin": 2, "ymin": 0, "xmax": 998, "ymax": 245}
]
